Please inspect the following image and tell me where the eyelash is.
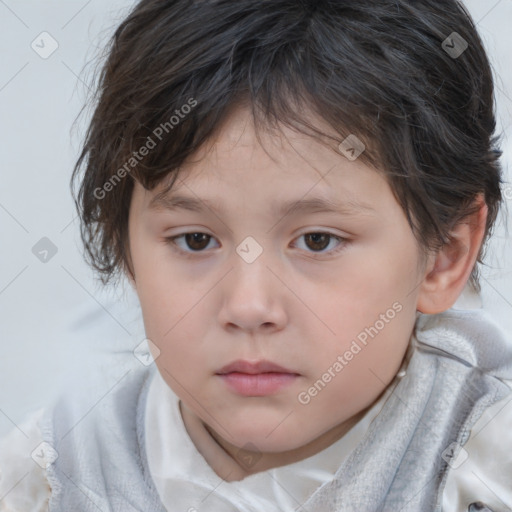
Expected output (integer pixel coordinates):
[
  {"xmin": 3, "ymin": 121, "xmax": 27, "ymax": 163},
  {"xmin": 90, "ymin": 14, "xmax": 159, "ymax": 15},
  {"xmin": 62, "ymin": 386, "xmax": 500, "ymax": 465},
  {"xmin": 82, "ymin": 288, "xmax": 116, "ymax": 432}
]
[{"xmin": 163, "ymin": 231, "xmax": 348, "ymax": 259}]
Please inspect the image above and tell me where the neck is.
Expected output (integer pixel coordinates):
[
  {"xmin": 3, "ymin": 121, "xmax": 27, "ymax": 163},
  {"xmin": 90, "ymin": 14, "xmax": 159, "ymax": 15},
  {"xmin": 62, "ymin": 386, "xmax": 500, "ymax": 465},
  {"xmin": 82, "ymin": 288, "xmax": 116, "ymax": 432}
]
[{"xmin": 179, "ymin": 400, "xmax": 371, "ymax": 482}]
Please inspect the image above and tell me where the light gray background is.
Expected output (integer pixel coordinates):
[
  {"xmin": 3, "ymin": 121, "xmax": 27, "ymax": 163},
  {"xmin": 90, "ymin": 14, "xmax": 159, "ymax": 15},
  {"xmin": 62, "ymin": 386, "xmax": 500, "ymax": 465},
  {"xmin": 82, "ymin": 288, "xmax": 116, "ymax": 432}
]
[{"xmin": 0, "ymin": 0, "xmax": 511, "ymax": 438}]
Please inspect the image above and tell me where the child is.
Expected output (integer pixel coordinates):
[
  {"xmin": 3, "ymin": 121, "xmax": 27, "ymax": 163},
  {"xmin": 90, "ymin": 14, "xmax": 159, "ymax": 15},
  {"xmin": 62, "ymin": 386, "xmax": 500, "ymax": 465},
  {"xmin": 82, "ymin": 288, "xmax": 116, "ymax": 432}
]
[{"xmin": 1, "ymin": 0, "xmax": 512, "ymax": 510}]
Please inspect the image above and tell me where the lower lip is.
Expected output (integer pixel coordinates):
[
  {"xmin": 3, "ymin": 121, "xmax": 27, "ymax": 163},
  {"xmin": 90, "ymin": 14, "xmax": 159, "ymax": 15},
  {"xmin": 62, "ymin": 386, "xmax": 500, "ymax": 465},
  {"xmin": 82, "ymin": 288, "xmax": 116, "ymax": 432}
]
[{"xmin": 217, "ymin": 372, "xmax": 298, "ymax": 396}]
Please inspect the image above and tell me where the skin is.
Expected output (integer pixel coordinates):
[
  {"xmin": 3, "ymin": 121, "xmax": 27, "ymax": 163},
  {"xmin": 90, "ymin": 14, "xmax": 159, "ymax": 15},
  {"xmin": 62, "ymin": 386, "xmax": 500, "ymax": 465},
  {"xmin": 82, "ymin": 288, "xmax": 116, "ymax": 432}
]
[{"xmin": 126, "ymin": 105, "xmax": 487, "ymax": 481}]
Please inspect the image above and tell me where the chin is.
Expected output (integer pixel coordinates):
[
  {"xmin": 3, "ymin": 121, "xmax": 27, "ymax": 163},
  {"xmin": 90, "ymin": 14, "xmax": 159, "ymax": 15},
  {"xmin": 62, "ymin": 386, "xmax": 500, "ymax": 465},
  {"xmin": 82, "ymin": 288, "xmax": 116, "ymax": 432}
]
[{"xmin": 226, "ymin": 423, "xmax": 310, "ymax": 454}]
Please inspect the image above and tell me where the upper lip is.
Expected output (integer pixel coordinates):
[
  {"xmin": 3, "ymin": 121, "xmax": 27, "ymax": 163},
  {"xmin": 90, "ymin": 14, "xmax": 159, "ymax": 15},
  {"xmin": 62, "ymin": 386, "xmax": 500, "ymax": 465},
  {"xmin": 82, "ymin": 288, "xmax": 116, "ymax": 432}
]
[{"xmin": 216, "ymin": 360, "xmax": 298, "ymax": 375}]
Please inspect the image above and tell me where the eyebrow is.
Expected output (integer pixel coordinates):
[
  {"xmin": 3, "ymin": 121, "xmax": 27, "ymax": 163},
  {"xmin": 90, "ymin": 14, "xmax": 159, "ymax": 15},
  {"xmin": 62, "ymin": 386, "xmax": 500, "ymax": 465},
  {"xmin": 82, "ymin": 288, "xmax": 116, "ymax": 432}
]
[{"xmin": 148, "ymin": 192, "xmax": 376, "ymax": 218}]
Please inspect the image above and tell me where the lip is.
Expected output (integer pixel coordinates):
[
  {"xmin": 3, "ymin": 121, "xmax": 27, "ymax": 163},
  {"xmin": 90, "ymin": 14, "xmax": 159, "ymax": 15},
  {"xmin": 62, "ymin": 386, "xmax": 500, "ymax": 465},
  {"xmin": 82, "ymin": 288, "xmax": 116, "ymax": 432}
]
[
  {"xmin": 216, "ymin": 359, "xmax": 298, "ymax": 375},
  {"xmin": 216, "ymin": 360, "xmax": 300, "ymax": 396}
]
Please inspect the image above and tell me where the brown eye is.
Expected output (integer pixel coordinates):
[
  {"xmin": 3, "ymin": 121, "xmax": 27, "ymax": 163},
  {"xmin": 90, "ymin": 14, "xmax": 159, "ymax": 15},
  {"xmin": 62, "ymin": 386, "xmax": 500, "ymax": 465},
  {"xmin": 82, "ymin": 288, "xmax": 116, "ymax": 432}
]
[
  {"xmin": 165, "ymin": 231, "xmax": 347, "ymax": 260},
  {"xmin": 183, "ymin": 233, "xmax": 211, "ymax": 250},
  {"xmin": 293, "ymin": 232, "xmax": 347, "ymax": 257},
  {"xmin": 303, "ymin": 233, "xmax": 331, "ymax": 251},
  {"xmin": 164, "ymin": 232, "xmax": 217, "ymax": 255}
]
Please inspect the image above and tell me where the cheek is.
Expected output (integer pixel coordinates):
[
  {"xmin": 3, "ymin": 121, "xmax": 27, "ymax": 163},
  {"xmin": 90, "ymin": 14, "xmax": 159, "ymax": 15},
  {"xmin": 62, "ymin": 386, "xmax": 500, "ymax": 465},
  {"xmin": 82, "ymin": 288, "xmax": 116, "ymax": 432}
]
[
  {"xmin": 304, "ymin": 240, "xmax": 418, "ymax": 338},
  {"xmin": 299, "ymin": 307, "xmax": 415, "ymax": 423},
  {"xmin": 335, "ymin": 234, "xmax": 421, "ymax": 323},
  {"xmin": 131, "ymin": 234, "xmax": 184, "ymax": 329},
  {"xmin": 297, "ymin": 249, "xmax": 419, "ymax": 409},
  {"xmin": 134, "ymin": 270, "xmax": 212, "ymax": 379}
]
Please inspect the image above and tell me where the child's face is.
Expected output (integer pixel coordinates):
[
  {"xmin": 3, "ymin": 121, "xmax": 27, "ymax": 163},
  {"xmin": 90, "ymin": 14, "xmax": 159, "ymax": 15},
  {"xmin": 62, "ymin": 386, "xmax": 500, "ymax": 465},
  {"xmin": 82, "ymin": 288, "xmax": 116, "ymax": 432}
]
[{"xmin": 128, "ymin": 105, "xmax": 427, "ymax": 454}]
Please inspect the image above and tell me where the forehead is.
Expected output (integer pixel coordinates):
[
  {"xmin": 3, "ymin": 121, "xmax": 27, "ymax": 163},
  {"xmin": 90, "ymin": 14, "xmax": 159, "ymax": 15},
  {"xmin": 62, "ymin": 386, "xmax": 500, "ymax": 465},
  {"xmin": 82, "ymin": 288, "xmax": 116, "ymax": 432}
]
[
  {"xmin": 203, "ymin": 103, "xmax": 346, "ymax": 166},
  {"xmin": 133, "ymin": 104, "xmax": 391, "ymax": 218}
]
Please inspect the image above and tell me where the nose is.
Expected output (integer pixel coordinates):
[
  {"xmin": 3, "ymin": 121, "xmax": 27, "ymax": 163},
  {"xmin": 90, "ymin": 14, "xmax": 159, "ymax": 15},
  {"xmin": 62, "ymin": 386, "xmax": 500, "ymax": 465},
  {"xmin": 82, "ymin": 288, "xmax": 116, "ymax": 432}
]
[{"xmin": 217, "ymin": 250, "xmax": 288, "ymax": 335}]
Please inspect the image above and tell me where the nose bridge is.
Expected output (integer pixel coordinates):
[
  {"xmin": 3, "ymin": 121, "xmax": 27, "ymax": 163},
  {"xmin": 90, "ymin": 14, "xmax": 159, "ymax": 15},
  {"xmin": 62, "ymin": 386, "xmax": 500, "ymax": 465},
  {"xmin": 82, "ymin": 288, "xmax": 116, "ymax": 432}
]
[
  {"xmin": 230, "ymin": 239, "xmax": 274, "ymax": 298},
  {"xmin": 218, "ymin": 237, "xmax": 286, "ymax": 331}
]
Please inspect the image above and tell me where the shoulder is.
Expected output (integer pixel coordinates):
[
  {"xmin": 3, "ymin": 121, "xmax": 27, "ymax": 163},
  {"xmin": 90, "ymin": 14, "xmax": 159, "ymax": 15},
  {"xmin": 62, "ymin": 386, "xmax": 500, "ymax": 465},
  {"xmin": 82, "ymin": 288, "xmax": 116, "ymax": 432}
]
[
  {"xmin": 0, "ymin": 366, "xmax": 153, "ymax": 511},
  {"xmin": 46, "ymin": 363, "xmax": 155, "ymax": 436},
  {"xmin": 0, "ymin": 408, "xmax": 51, "ymax": 512},
  {"xmin": 443, "ymin": 378, "xmax": 512, "ymax": 511},
  {"xmin": 38, "ymin": 363, "xmax": 156, "ymax": 473}
]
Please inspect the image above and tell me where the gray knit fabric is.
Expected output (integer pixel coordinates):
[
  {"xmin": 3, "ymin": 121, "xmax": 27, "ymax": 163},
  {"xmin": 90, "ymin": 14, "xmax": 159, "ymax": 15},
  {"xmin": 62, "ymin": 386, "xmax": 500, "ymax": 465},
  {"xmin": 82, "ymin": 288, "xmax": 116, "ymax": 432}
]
[{"xmin": 39, "ymin": 308, "xmax": 512, "ymax": 511}]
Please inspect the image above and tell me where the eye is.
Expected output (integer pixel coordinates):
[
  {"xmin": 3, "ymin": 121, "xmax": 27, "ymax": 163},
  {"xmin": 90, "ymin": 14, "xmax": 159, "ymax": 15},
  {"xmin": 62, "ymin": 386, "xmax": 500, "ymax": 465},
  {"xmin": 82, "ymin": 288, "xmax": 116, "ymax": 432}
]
[
  {"xmin": 165, "ymin": 232, "xmax": 218, "ymax": 256},
  {"xmin": 164, "ymin": 231, "xmax": 348, "ymax": 258},
  {"xmin": 292, "ymin": 232, "xmax": 347, "ymax": 256}
]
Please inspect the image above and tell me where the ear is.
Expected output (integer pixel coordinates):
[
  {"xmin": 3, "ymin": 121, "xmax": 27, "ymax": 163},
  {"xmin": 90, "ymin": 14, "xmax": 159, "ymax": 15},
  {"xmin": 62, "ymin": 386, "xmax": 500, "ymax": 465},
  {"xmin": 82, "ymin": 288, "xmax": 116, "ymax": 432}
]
[{"xmin": 416, "ymin": 195, "xmax": 488, "ymax": 314}]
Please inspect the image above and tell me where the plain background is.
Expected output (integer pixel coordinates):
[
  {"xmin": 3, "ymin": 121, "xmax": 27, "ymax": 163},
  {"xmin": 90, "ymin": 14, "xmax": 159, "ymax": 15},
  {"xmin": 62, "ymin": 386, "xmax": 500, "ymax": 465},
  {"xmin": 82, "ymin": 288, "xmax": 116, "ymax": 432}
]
[{"xmin": 0, "ymin": 0, "xmax": 511, "ymax": 438}]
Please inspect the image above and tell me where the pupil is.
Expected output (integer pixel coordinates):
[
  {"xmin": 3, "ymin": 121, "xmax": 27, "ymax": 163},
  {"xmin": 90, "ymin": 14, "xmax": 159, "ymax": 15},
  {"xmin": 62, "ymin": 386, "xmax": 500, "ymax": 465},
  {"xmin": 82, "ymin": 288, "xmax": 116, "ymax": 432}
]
[
  {"xmin": 186, "ymin": 233, "xmax": 209, "ymax": 250},
  {"xmin": 306, "ymin": 233, "xmax": 329, "ymax": 251}
]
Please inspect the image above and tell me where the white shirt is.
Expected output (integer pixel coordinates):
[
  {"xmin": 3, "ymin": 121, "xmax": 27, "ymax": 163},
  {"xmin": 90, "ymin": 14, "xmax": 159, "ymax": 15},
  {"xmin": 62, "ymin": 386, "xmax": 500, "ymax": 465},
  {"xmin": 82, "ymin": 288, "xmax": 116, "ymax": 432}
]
[{"xmin": 1, "ymin": 348, "xmax": 512, "ymax": 512}]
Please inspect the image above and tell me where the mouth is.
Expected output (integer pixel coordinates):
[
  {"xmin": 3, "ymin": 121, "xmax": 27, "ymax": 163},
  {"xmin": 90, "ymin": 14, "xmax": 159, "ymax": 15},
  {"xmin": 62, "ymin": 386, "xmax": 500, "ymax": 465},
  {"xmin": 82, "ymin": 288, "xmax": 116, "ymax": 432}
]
[
  {"xmin": 216, "ymin": 360, "xmax": 300, "ymax": 396},
  {"xmin": 216, "ymin": 359, "xmax": 298, "ymax": 375}
]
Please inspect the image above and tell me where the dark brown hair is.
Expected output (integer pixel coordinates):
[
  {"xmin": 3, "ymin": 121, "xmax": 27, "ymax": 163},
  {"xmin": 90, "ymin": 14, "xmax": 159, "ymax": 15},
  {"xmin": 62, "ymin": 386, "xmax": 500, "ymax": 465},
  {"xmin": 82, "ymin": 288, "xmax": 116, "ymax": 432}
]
[{"xmin": 71, "ymin": 0, "xmax": 503, "ymax": 292}]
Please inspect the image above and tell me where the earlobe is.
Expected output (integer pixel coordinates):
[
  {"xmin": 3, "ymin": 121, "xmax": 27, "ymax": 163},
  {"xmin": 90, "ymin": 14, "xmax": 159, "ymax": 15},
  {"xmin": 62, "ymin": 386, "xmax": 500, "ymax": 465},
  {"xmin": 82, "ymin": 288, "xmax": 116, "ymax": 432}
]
[{"xmin": 416, "ymin": 196, "xmax": 488, "ymax": 314}]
